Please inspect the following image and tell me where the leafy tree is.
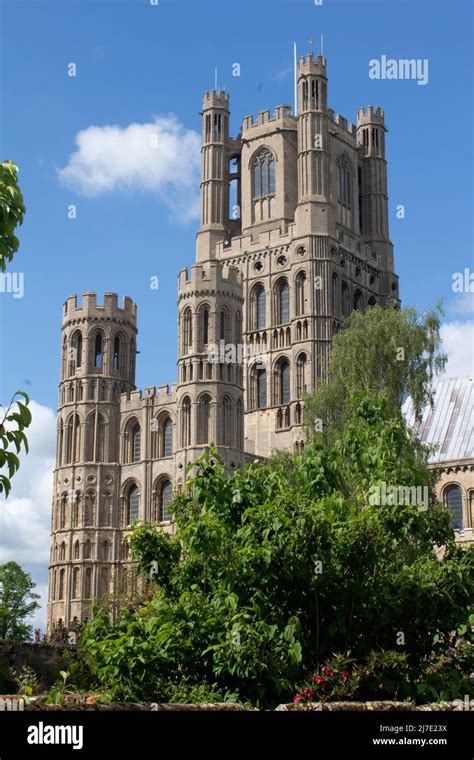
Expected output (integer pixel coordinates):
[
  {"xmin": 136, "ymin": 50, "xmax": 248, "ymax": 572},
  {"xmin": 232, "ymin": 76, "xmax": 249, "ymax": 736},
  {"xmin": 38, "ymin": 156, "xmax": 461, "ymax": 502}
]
[
  {"xmin": 81, "ymin": 400, "xmax": 473, "ymax": 707},
  {"xmin": 0, "ymin": 562, "xmax": 40, "ymax": 641},
  {"xmin": 304, "ymin": 303, "xmax": 447, "ymax": 444},
  {"xmin": 0, "ymin": 161, "xmax": 31, "ymax": 497}
]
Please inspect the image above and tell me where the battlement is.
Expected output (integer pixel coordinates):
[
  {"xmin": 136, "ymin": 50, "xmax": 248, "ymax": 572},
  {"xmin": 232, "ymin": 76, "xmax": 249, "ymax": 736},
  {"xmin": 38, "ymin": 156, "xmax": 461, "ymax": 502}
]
[
  {"xmin": 63, "ymin": 292, "xmax": 137, "ymax": 323},
  {"xmin": 357, "ymin": 106, "xmax": 385, "ymax": 127},
  {"xmin": 327, "ymin": 109, "xmax": 356, "ymax": 137},
  {"xmin": 178, "ymin": 261, "xmax": 243, "ymax": 298},
  {"xmin": 202, "ymin": 89, "xmax": 230, "ymax": 109},
  {"xmin": 241, "ymin": 104, "xmax": 295, "ymax": 133},
  {"xmin": 298, "ymin": 53, "xmax": 327, "ymax": 77}
]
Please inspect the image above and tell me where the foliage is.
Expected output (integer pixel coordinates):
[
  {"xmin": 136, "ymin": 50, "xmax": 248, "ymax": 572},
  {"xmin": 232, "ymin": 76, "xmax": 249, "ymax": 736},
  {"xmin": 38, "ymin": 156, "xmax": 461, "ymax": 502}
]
[
  {"xmin": 0, "ymin": 392, "xmax": 32, "ymax": 498},
  {"xmin": 11, "ymin": 665, "xmax": 39, "ymax": 697},
  {"xmin": 304, "ymin": 303, "xmax": 447, "ymax": 444},
  {"xmin": 0, "ymin": 561, "xmax": 40, "ymax": 641},
  {"xmin": 81, "ymin": 400, "xmax": 473, "ymax": 708},
  {"xmin": 0, "ymin": 161, "xmax": 25, "ymax": 273}
]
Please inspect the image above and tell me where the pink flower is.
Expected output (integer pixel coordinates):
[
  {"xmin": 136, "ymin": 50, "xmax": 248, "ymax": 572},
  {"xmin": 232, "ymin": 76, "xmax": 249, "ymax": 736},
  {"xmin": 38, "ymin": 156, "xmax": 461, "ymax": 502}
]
[
  {"xmin": 321, "ymin": 666, "xmax": 329, "ymax": 674},
  {"xmin": 341, "ymin": 671, "xmax": 349, "ymax": 679},
  {"xmin": 293, "ymin": 694, "xmax": 302, "ymax": 704},
  {"xmin": 326, "ymin": 669, "xmax": 335, "ymax": 676},
  {"xmin": 302, "ymin": 687, "xmax": 314, "ymax": 699},
  {"xmin": 315, "ymin": 675, "xmax": 326, "ymax": 685}
]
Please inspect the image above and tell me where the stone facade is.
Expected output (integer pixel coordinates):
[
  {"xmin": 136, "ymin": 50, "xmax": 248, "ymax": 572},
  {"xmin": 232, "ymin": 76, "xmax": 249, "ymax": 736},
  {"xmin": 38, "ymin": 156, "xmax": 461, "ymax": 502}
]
[{"xmin": 47, "ymin": 53, "xmax": 399, "ymax": 631}]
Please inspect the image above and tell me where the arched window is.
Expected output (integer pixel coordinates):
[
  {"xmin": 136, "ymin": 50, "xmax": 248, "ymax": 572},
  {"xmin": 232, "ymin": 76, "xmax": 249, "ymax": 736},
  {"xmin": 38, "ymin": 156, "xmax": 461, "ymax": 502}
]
[
  {"xmin": 354, "ymin": 290, "xmax": 364, "ymax": 311},
  {"xmin": 102, "ymin": 541, "xmax": 110, "ymax": 561},
  {"xmin": 113, "ymin": 336, "xmax": 120, "ymax": 370},
  {"xmin": 132, "ymin": 424, "xmax": 141, "ymax": 462},
  {"xmin": 99, "ymin": 567, "xmax": 109, "ymax": 597},
  {"xmin": 127, "ymin": 484, "xmax": 140, "ymax": 524},
  {"xmin": 72, "ymin": 567, "xmax": 80, "ymax": 598},
  {"xmin": 183, "ymin": 307, "xmax": 193, "ymax": 353},
  {"xmin": 72, "ymin": 494, "xmax": 80, "ymax": 528},
  {"xmin": 60, "ymin": 495, "xmax": 67, "ymax": 528},
  {"xmin": 58, "ymin": 569, "xmax": 65, "ymax": 600},
  {"xmin": 94, "ymin": 333, "xmax": 103, "ymax": 369},
  {"xmin": 202, "ymin": 307, "xmax": 209, "ymax": 347},
  {"xmin": 84, "ymin": 491, "xmax": 95, "ymax": 525},
  {"xmin": 181, "ymin": 396, "xmax": 191, "ymax": 447},
  {"xmin": 275, "ymin": 358, "xmax": 290, "ymax": 405},
  {"xmin": 341, "ymin": 281, "xmax": 350, "ymax": 318},
  {"xmin": 219, "ymin": 310, "xmax": 228, "ymax": 342},
  {"xmin": 86, "ymin": 412, "xmax": 106, "ymax": 461},
  {"xmin": 222, "ymin": 396, "xmax": 232, "ymax": 446},
  {"xmin": 236, "ymin": 399, "xmax": 243, "ymax": 448},
  {"xmin": 59, "ymin": 541, "xmax": 66, "ymax": 561},
  {"xmin": 250, "ymin": 365, "xmax": 267, "ymax": 410},
  {"xmin": 251, "ymin": 284, "xmax": 266, "ymax": 331},
  {"xmin": 444, "ymin": 485, "xmax": 463, "ymax": 530},
  {"xmin": 84, "ymin": 568, "xmax": 92, "ymax": 599},
  {"xmin": 252, "ymin": 149, "xmax": 276, "ymax": 199},
  {"xmin": 337, "ymin": 155, "xmax": 352, "ymax": 207},
  {"xmin": 296, "ymin": 353, "xmax": 307, "ymax": 398},
  {"xmin": 163, "ymin": 417, "xmax": 173, "ymax": 457},
  {"xmin": 160, "ymin": 480, "xmax": 173, "ymax": 522},
  {"xmin": 65, "ymin": 414, "xmax": 80, "ymax": 463},
  {"xmin": 275, "ymin": 279, "xmax": 290, "ymax": 325},
  {"xmin": 83, "ymin": 539, "xmax": 92, "ymax": 559},
  {"xmin": 70, "ymin": 331, "xmax": 82, "ymax": 372},
  {"xmin": 73, "ymin": 541, "xmax": 80, "ymax": 559},
  {"xmin": 295, "ymin": 272, "xmax": 307, "ymax": 316},
  {"xmin": 197, "ymin": 394, "xmax": 211, "ymax": 445}
]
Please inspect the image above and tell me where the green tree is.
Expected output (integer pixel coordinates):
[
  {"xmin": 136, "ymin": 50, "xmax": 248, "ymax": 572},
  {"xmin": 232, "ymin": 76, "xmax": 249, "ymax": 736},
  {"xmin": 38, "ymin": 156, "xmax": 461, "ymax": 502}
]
[
  {"xmin": 81, "ymin": 401, "xmax": 473, "ymax": 707},
  {"xmin": 0, "ymin": 161, "xmax": 31, "ymax": 497},
  {"xmin": 304, "ymin": 303, "xmax": 446, "ymax": 444},
  {"xmin": 0, "ymin": 562, "xmax": 40, "ymax": 641}
]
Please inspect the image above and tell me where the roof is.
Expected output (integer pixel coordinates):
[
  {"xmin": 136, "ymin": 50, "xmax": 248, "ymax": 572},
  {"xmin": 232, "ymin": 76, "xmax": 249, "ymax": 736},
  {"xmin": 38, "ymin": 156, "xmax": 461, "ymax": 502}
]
[{"xmin": 402, "ymin": 376, "xmax": 474, "ymax": 463}]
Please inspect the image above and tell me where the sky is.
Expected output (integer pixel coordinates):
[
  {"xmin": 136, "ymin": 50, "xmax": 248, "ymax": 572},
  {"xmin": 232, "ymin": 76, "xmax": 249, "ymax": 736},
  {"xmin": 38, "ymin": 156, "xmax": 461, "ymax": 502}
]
[{"xmin": 0, "ymin": 0, "xmax": 473, "ymax": 630}]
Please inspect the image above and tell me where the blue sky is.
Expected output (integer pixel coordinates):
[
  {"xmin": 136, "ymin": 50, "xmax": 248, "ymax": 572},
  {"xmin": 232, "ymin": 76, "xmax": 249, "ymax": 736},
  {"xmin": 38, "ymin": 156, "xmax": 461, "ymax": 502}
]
[{"xmin": 0, "ymin": 0, "xmax": 473, "ymax": 629}]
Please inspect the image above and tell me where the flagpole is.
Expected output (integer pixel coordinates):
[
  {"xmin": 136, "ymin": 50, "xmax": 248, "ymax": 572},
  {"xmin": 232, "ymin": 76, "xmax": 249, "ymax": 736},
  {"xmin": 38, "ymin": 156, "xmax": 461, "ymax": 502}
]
[{"xmin": 293, "ymin": 42, "xmax": 297, "ymax": 116}]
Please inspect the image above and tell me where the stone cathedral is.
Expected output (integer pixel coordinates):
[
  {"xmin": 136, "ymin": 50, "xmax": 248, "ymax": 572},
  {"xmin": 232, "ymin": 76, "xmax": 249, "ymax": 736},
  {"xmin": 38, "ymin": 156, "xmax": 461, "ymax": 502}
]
[{"xmin": 47, "ymin": 54, "xmax": 399, "ymax": 630}]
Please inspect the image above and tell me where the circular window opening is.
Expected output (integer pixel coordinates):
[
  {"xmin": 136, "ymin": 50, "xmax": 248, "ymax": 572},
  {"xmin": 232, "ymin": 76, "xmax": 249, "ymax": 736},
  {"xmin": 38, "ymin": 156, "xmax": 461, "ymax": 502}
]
[
  {"xmin": 296, "ymin": 246, "xmax": 306, "ymax": 257},
  {"xmin": 254, "ymin": 261, "xmax": 263, "ymax": 272},
  {"xmin": 276, "ymin": 255, "xmax": 287, "ymax": 267}
]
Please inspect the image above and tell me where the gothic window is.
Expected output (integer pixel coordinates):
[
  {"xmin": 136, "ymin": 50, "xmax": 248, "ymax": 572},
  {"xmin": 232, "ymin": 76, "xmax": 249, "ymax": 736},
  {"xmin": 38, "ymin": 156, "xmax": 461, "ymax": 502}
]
[
  {"xmin": 72, "ymin": 494, "xmax": 80, "ymax": 528},
  {"xmin": 99, "ymin": 567, "xmax": 109, "ymax": 598},
  {"xmin": 296, "ymin": 353, "xmax": 307, "ymax": 398},
  {"xmin": 251, "ymin": 283, "xmax": 266, "ymax": 331},
  {"xmin": 84, "ymin": 568, "xmax": 92, "ymax": 599},
  {"xmin": 72, "ymin": 567, "xmax": 80, "ymax": 598},
  {"xmin": 252, "ymin": 149, "xmax": 276, "ymax": 199},
  {"xmin": 183, "ymin": 307, "xmax": 193, "ymax": 353},
  {"xmin": 60, "ymin": 495, "xmax": 67, "ymax": 529},
  {"xmin": 84, "ymin": 491, "xmax": 95, "ymax": 525},
  {"xmin": 73, "ymin": 541, "xmax": 80, "ymax": 559},
  {"xmin": 94, "ymin": 333, "xmax": 103, "ymax": 369},
  {"xmin": 86, "ymin": 412, "xmax": 106, "ymax": 461},
  {"xmin": 236, "ymin": 399, "xmax": 243, "ymax": 448},
  {"xmin": 295, "ymin": 402, "xmax": 302, "ymax": 425},
  {"xmin": 354, "ymin": 290, "xmax": 364, "ymax": 311},
  {"xmin": 83, "ymin": 540, "xmax": 92, "ymax": 559},
  {"xmin": 250, "ymin": 364, "xmax": 267, "ymax": 410},
  {"xmin": 274, "ymin": 357, "xmax": 290, "ymax": 405},
  {"xmin": 127, "ymin": 484, "xmax": 140, "ymax": 524},
  {"xmin": 102, "ymin": 541, "xmax": 110, "ymax": 561},
  {"xmin": 113, "ymin": 336, "xmax": 120, "ymax": 371},
  {"xmin": 181, "ymin": 396, "xmax": 191, "ymax": 447},
  {"xmin": 130, "ymin": 423, "xmax": 141, "ymax": 462},
  {"xmin": 58, "ymin": 569, "xmax": 65, "ymax": 600},
  {"xmin": 295, "ymin": 272, "xmax": 307, "ymax": 316},
  {"xmin": 197, "ymin": 394, "xmax": 211, "ymax": 445},
  {"xmin": 163, "ymin": 417, "xmax": 173, "ymax": 457},
  {"xmin": 59, "ymin": 541, "xmax": 66, "ymax": 561},
  {"xmin": 65, "ymin": 414, "xmax": 80, "ymax": 463},
  {"xmin": 444, "ymin": 485, "xmax": 463, "ymax": 530},
  {"xmin": 337, "ymin": 155, "xmax": 353, "ymax": 207},
  {"xmin": 160, "ymin": 480, "xmax": 173, "ymax": 522},
  {"xmin": 69, "ymin": 331, "xmax": 82, "ymax": 373},
  {"xmin": 274, "ymin": 279, "xmax": 290, "ymax": 325},
  {"xmin": 222, "ymin": 396, "xmax": 232, "ymax": 446},
  {"xmin": 341, "ymin": 281, "xmax": 350, "ymax": 318},
  {"xmin": 202, "ymin": 307, "xmax": 209, "ymax": 347},
  {"xmin": 219, "ymin": 309, "xmax": 228, "ymax": 342}
]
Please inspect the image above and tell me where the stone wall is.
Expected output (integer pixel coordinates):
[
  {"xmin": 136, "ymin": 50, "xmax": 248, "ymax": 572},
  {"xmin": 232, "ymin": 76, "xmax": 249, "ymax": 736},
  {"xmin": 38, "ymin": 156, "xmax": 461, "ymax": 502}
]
[{"xmin": 0, "ymin": 640, "xmax": 68, "ymax": 692}]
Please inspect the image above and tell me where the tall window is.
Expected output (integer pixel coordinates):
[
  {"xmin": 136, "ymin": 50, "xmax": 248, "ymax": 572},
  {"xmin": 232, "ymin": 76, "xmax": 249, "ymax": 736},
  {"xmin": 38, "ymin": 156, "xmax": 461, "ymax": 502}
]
[
  {"xmin": 250, "ymin": 365, "xmax": 267, "ymax": 410},
  {"xmin": 296, "ymin": 353, "xmax": 307, "ymax": 397},
  {"xmin": 197, "ymin": 395, "xmax": 211, "ymax": 444},
  {"xmin": 275, "ymin": 358, "xmax": 290, "ymax": 405},
  {"xmin": 73, "ymin": 541, "xmax": 80, "ymax": 559},
  {"xmin": 72, "ymin": 567, "xmax": 80, "ymax": 598},
  {"xmin": 252, "ymin": 284, "xmax": 266, "ymax": 331},
  {"xmin": 183, "ymin": 308, "xmax": 193, "ymax": 353},
  {"xmin": 65, "ymin": 414, "xmax": 80, "ymax": 463},
  {"xmin": 84, "ymin": 568, "xmax": 92, "ymax": 599},
  {"xmin": 94, "ymin": 333, "xmax": 103, "ymax": 369},
  {"xmin": 354, "ymin": 290, "xmax": 364, "ymax": 311},
  {"xmin": 219, "ymin": 310, "xmax": 227, "ymax": 341},
  {"xmin": 86, "ymin": 412, "xmax": 106, "ymax": 461},
  {"xmin": 337, "ymin": 155, "xmax": 352, "ymax": 207},
  {"xmin": 181, "ymin": 396, "xmax": 191, "ymax": 447},
  {"xmin": 202, "ymin": 308, "xmax": 209, "ymax": 347},
  {"xmin": 275, "ymin": 279, "xmax": 290, "ymax": 324},
  {"xmin": 444, "ymin": 485, "xmax": 463, "ymax": 530},
  {"xmin": 252, "ymin": 149, "xmax": 276, "ymax": 199},
  {"xmin": 295, "ymin": 272, "xmax": 307, "ymax": 316},
  {"xmin": 163, "ymin": 417, "xmax": 173, "ymax": 456},
  {"xmin": 58, "ymin": 569, "xmax": 65, "ymax": 600},
  {"xmin": 341, "ymin": 281, "xmax": 350, "ymax": 318},
  {"xmin": 113, "ymin": 336, "xmax": 120, "ymax": 370},
  {"xmin": 74, "ymin": 331, "xmax": 82, "ymax": 369},
  {"xmin": 132, "ymin": 424, "xmax": 141, "ymax": 462},
  {"xmin": 222, "ymin": 396, "xmax": 232, "ymax": 446},
  {"xmin": 127, "ymin": 484, "xmax": 140, "ymax": 524},
  {"xmin": 160, "ymin": 480, "xmax": 173, "ymax": 522},
  {"xmin": 332, "ymin": 273, "xmax": 339, "ymax": 316}
]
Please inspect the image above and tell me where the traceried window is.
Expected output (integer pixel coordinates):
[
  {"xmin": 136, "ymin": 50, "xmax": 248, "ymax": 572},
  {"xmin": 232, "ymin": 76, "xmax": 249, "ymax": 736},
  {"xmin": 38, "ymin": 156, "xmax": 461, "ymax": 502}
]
[
  {"xmin": 160, "ymin": 480, "xmax": 173, "ymax": 522},
  {"xmin": 127, "ymin": 484, "xmax": 140, "ymax": 524},
  {"xmin": 181, "ymin": 396, "xmax": 191, "ymax": 447},
  {"xmin": 183, "ymin": 307, "xmax": 193, "ymax": 354},
  {"xmin": 444, "ymin": 485, "xmax": 463, "ymax": 530},
  {"xmin": 132, "ymin": 424, "xmax": 141, "ymax": 462},
  {"xmin": 197, "ymin": 394, "xmax": 211, "ymax": 445},
  {"xmin": 275, "ymin": 357, "xmax": 290, "ymax": 405},
  {"xmin": 275, "ymin": 279, "xmax": 290, "ymax": 325},
  {"xmin": 251, "ymin": 283, "xmax": 266, "ymax": 331},
  {"xmin": 163, "ymin": 417, "xmax": 173, "ymax": 457},
  {"xmin": 296, "ymin": 353, "xmax": 307, "ymax": 398},
  {"xmin": 250, "ymin": 365, "xmax": 267, "ymax": 410},
  {"xmin": 295, "ymin": 272, "xmax": 307, "ymax": 316},
  {"xmin": 337, "ymin": 155, "xmax": 353, "ymax": 207},
  {"xmin": 252, "ymin": 149, "xmax": 276, "ymax": 199}
]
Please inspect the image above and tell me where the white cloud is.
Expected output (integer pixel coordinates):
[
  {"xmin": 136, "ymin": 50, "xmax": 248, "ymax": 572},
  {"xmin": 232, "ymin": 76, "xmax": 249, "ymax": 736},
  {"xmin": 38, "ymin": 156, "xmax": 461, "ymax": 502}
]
[
  {"xmin": 0, "ymin": 401, "xmax": 56, "ymax": 632},
  {"xmin": 58, "ymin": 115, "xmax": 201, "ymax": 222},
  {"xmin": 440, "ymin": 320, "xmax": 474, "ymax": 378},
  {"xmin": 446, "ymin": 291, "xmax": 474, "ymax": 318}
]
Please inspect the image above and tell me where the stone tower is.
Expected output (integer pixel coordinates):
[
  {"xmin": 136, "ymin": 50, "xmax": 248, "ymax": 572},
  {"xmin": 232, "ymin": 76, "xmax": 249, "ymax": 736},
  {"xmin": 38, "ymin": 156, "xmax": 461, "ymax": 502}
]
[{"xmin": 48, "ymin": 293, "xmax": 137, "ymax": 628}]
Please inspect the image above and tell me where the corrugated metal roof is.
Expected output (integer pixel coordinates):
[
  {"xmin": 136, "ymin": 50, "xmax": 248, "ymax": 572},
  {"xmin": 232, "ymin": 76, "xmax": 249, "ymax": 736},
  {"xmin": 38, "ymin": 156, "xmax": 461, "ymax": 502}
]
[{"xmin": 402, "ymin": 376, "xmax": 474, "ymax": 463}]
